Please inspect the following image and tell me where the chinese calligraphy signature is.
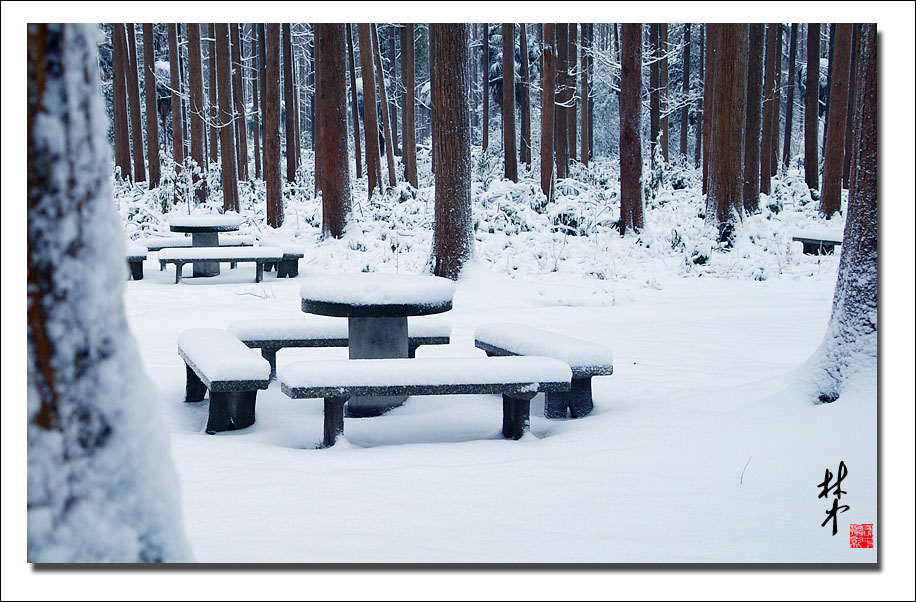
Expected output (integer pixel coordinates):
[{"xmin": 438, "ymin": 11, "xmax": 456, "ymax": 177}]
[{"xmin": 817, "ymin": 461, "xmax": 849, "ymax": 535}]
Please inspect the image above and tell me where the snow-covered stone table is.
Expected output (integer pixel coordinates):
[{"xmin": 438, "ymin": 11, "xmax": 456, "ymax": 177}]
[
  {"xmin": 169, "ymin": 213, "xmax": 242, "ymax": 277},
  {"xmin": 299, "ymin": 273, "xmax": 456, "ymax": 417}
]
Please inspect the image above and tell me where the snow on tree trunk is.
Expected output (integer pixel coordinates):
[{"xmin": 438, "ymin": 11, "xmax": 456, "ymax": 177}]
[
  {"xmin": 264, "ymin": 23, "xmax": 284, "ymax": 228},
  {"xmin": 125, "ymin": 23, "xmax": 147, "ymax": 183},
  {"xmin": 808, "ymin": 23, "xmax": 877, "ymax": 403},
  {"xmin": 804, "ymin": 23, "xmax": 820, "ymax": 191},
  {"xmin": 187, "ymin": 23, "xmax": 208, "ymax": 204},
  {"xmin": 429, "ymin": 23, "xmax": 473, "ymax": 280},
  {"xmin": 142, "ymin": 23, "xmax": 161, "ymax": 188},
  {"xmin": 230, "ymin": 23, "xmax": 249, "ymax": 183},
  {"xmin": 759, "ymin": 23, "xmax": 777, "ymax": 195},
  {"xmin": 371, "ymin": 24, "xmax": 397, "ymax": 188},
  {"xmin": 400, "ymin": 23, "xmax": 417, "ymax": 187},
  {"xmin": 782, "ymin": 23, "xmax": 798, "ymax": 170},
  {"xmin": 348, "ymin": 24, "xmax": 364, "ymax": 180},
  {"xmin": 820, "ymin": 23, "xmax": 852, "ymax": 218},
  {"xmin": 27, "ymin": 23, "xmax": 190, "ymax": 562},
  {"xmin": 743, "ymin": 23, "xmax": 764, "ymax": 214},
  {"xmin": 555, "ymin": 23, "xmax": 569, "ymax": 180},
  {"xmin": 168, "ymin": 24, "xmax": 184, "ymax": 203},
  {"xmin": 216, "ymin": 23, "xmax": 239, "ymax": 212},
  {"xmin": 618, "ymin": 23, "xmax": 644, "ymax": 235},
  {"xmin": 283, "ymin": 24, "xmax": 298, "ymax": 183},
  {"xmin": 540, "ymin": 23, "xmax": 556, "ymax": 202},
  {"xmin": 358, "ymin": 23, "xmax": 383, "ymax": 198},
  {"xmin": 501, "ymin": 23, "xmax": 518, "ymax": 182}
]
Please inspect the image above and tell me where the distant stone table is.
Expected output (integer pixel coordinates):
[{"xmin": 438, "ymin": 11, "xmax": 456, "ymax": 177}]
[
  {"xmin": 299, "ymin": 273, "xmax": 456, "ymax": 417},
  {"xmin": 169, "ymin": 213, "xmax": 242, "ymax": 277}
]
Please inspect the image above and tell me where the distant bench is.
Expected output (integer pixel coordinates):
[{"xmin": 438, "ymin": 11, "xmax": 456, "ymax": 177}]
[
  {"xmin": 159, "ymin": 246, "xmax": 284, "ymax": 283},
  {"xmin": 126, "ymin": 244, "xmax": 147, "ymax": 281},
  {"xmin": 259, "ymin": 239, "xmax": 305, "ymax": 278},
  {"xmin": 474, "ymin": 323, "xmax": 613, "ymax": 419},
  {"xmin": 792, "ymin": 233, "xmax": 842, "ymax": 255},
  {"xmin": 229, "ymin": 316, "xmax": 451, "ymax": 379},
  {"xmin": 143, "ymin": 233, "xmax": 255, "ymax": 252},
  {"xmin": 178, "ymin": 329, "xmax": 271, "ymax": 433},
  {"xmin": 280, "ymin": 356, "xmax": 572, "ymax": 447}
]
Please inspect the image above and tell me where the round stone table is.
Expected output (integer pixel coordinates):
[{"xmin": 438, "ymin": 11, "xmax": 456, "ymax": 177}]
[
  {"xmin": 169, "ymin": 213, "xmax": 241, "ymax": 277},
  {"xmin": 299, "ymin": 273, "xmax": 456, "ymax": 417}
]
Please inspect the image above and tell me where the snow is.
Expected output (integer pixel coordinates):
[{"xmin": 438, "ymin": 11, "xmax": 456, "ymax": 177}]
[
  {"xmin": 475, "ymin": 322, "xmax": 614, "ymax": 371},
  {"xmin": 169, "ymin": 213, "xmax": 242, "ymax": 228},
  {"xmin": 177, "ymin": 329, "xmax": 270, "ymax": 383},
  {"xmin": 158, "ymin": 246, "xmax": 284, "ymax": 261},
  {"xmin": 229, "ymin": 316, "xmax": 451, "ymax": 342},
  {"xmin": 280, "ymin": 356, "xmax": 572, "ymax": 390},
  {"xmin": 793, "ymin": 229, "xmax": 844, "ymax": 242},
  {"xmin": 299, "ymin": 273, "xmax": 456, "ymax": 307},
  {"xmin": 143, "ymin": 234, "xmax": 255, "ymax": 249},
  {"xmin": 125, "ymin": 243, "xmax": 147, "ymax": 257}
]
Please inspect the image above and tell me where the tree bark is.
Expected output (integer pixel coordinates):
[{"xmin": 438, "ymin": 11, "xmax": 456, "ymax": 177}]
[
  {"xmin": 251, "ymin": 24, "xmax": 262, "ymax": 179},
  {"xmin": 230, "ymin": 24, "xmax": 249, "ymax": 182},
  {"xmin": 805, "ymin": 23, "xmax": 820, "ymax": 191},
  {"xmin": 316, "ymin": 24, "xmax": 352, "ymax": 239},
  {"xmin": 482, "ymin": 23, "xmax": 489, "ymax": 152},
  {"xmin": 649, "ymin": 23, "xmax": 660, "ymax": 168},
  {"xmin": 264, "ymin": 24, "xmax": 283, "ymax": 227},
  {"xmin": 282, "ymin": 24, "xmax": 298, "ymax": 182},
  {"xmin": 743, "ymin": 24, "xmax": 764, "ymax": 214},
  {"xmin": 186, "ymin": 23, "xmax": 208, "ymax": 204},
  {"xmin": 680, "ymin": 23, "xmax": 691, "ymax": 161},
  {"xmin": 357, "ymin": 23, "xmax": 383, "ymax": 197},
  {"xmin": 706, "ymin": 23, "xmax": 748, "ymax": 242},
  {"xmin": 578, "ymin": 23, "xmax": 589, "ymax": 167},
  {"xmin": 167, "ymin": 24, "xmax": 183, "ymax": 198},
  {"xmin": 759, "ymin": 23, "xmax": 777, "ymax": 195},
  {"xmin": 819, "ymin": 23, "xmax": 852, "ymax": 218},
  {"xmin": 659, "ymin": 22, "xmax": 669, "ymax": 163},
  {"xmin": 208, "ymin": 24, "xmax": 219, "ymax": 169},
  {"xmin": 501, "ymin": 23, "xmax": 518, "ymax": 182},
  {"xmin": 619, "ymin": 24, "xmax": 644, "ymax": 236},
  {"xmin": 843, "ymin": 24, "xmax": 858, "ymax": 189},
  {"xmin": 346, "ymin": 24, "xmax": 363, "ymax": 180},
  {"xmin": 125, "ymin": 23, "xmax": 147, "ymax": 182},
  {"xmin": 702, "ymin": 24, "xmax": 715, "ymax": 192},
  {"xmin": 568, "ymin": 24, "xmax": 577, "ymax": 162},
  {"xmin": 587, "ymin": 23, "xmax": 595, "ymax": 161},
  {"xmin": 430, "ymin": 24, "xmax": 473, "ymax": 280},
  {"xmin": 142, "ymin": 24, "xmax": 161, "ymax": 187},
  {"xmin": 770, "ymin": 23, "xmax": 783, "ymax": 176},
  {"xmin": 429, "ymin": 24, "xmax": 437, "ymax": 174},
  {"xmin": 695, "ymin": 24, "xmax": 704, "ymax": 170},
  {"xmin": 540, "ymin": 23, "xmax": 556, "ymax": 201},
  {"xmin": 372, "ymin": 24, "xmax": 397, "ymax": 187},
  {"xmin": 388, "ymin": 25, "xmax": 399, "ymax": 155},
  {"xmin": 215, "ymin": 23, "xmax": 239, "ymax": 212},
  {"xmin": 401, "ymin": 23, "xmax": 417, "ymax": 187},
  {"xmin": 555, "ymin": 23, "xmax": 569, "ymax": 179},
  {"xmin": 111, "ymin": 23, "xmax": 132, "ymax": 181},
  {"xmin": 258, "ymin": 24, "xmax": 267, "ymax": 171},
  {"xmin": 822, "ymin": 23, "xmax": 836, "ymax": 158},
  {"xmin": 520, "ymin": 24, "xmax": 532, "ymax": 169},
  {"xmin": 782, "ymin": 23, "xmax": 798, "ymax": 169}
]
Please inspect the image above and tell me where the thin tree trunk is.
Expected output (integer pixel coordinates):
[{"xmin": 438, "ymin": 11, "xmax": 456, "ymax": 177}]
[
  {"xmin": 680, "ymin": 23, "xmax": 691, "ymax": 161},
  {"xmin": 208, "ymin": 24, "xmax": 219, "ymax": 169},
  {"xmin": 167, "ymin": 24, "xmax": 183, "ymax": 198},
  {"xmin": 660, "ymin": 22, "xmax": 669, "ymax": 163},
  {"xmin": 695, "ymin": 24, "xmax": 704, "ymax": 170},
  {"xmin": 843, "ymin": 24, "xmax": 858, "ymax": 189},
  {"xmin": 568, "ymin": 24, "xmax": 577, "ymax": 162},
  {"xmin": 820, "ymin": 23, "xmax": 852, "ymax": 218},
  {"xmin": 482, "ymin": 23, "xmax": 489, "ymax": 152},
  {"xmin": 143, "ymin": 24, "xmax": 161, "ymax": 187},
  {"xmin": 782, "ymin": 23, "xmax": 798, "ymax": 169},
  {"xmin": 372, "ymin": 24, "xmax": 397, "ymax": 187},
  {"xmin": 388, "ymin": 25, "xmax": 399, "ymax": 155},
  {"xmin": 230, "ymin": 23, "xmax": 249, "ymax": 182},
  {"xmin": 520, "ymin": 24, "xmax": 531, "ymax": 169},
  {"xmin": 429, "ymin": 24, "xmax": 437, "ymax": 174},
  {"xmin": 282, "ymin": 24, "xmax": 298, "ymax": 182},
  {"xmin": 578, "ymin": 23, "xmax": 589, "ymax": 167},
  {"xmin": 501, "ymin": 23, "xmax": 518, "ymax": 182},
  {"xmin": 316, "ymin": 24, "xmax": 352, "ymax": 238},
  {"xmin": 264, "ymin": 24, "xmax": 283, "ymax": 227},
  {"xmin": 186, "ymin": 23, "xmax": 208, "ymax": 204},
  {"xmin": 822, "ymin": 23, "xmax": 836, "ymax": 158},
  {"xmin": 401, "ymin": 23, "xmax": 417, "ymax": 187},
  {"xmin": 771, "ymin": 23, "xmax": 783, "ymax": 176},
  {"xmin": 649, "ymin": 23, "xmax": 660, "ymax": 168},
  {"xmin": 179, "ymin": 26, "xmax": 189, "ymax": 161},
  {"xmin": 619, "ymin": 23, "xmax": 644, "ymax": 235},
  {"xmin": 258, "ymin": 24, "xmax": 267, "ymax": 170},
  {"xmin": 555, "ymin": 23, "xmax": 568, "ymax": 179},
  {"xmin": 805, "ymin": 23, "xmax": 820, "ymax": 191},
  {"xmin": 744, "ymin": 24, "xmax": 764, "ymax": 213},
  {"xmin": 251, "ymin": 25, "xmax": 262, "ymax": 179},
  {"xmin": 125, "ymin": 23, "xmax": 147, "ymax": 182},
  {"xmin": 215, "ymin": 23, "xmax": 239, "ymax": 212},
  {"xmin": 702, "ymin": 24, "xmax": 715, "ymax": 191},
  {"xmin": 540, "ymin": 23, "xmax": 556, "ymax": 201},
  {"xmin": 357, "ymin": 23, "xmax": 383, "ymax": 197},
  {"xmin": 760, "ymin": 23, "xmax": 777, "ymax": 194},
  {"xmin": 430, "ymin": 24, "xmax": 473, "ymax": 280},
  {"xmin": 346, "ymin": 24, "xmax": 363, "ymax": 180},
  {"xmin": 706, "ymin": 23, "xmax": 748, "ymax": 242},
  {"xmin": 111, "ymin": 23, "xmax": 132, "ymax": 181}
]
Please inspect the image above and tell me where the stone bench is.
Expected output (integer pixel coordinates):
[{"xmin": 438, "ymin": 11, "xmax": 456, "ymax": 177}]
[
  {"xmin": 265, "ymin": 251, "xmax": 304, "ymax": 278},
  {"xmin": 474, "ymin": 323, "xmax": 613, "ymax": 419},
  {"xmin": 229, "ymin": 316, "xmax": 452, "ymax": 379},
  {"xmin": 279, "ymin": 356, "xmax": 572, "ymax": 447},
  {"xmin": 159, "ymin": 247, "xmax": 284, "ymax": 283},
  {"xmin": 143, "ymin": 233, "xmax": 255, "ymax": 252},
  {"xmin": 792, "ymin": 233, "xmax": 842, "ymax": 255},
  {"xmin": 177, "ymin": 329, "xmax": 271, "ymax": 434},
  {"xmin": 126, "ymin": 244, "xmax": 147, "ymax": 281}
]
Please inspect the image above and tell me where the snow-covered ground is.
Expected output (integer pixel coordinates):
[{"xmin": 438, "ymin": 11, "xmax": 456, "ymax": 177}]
[{"xmin": 119, "ymin": 159, "xmax": 876, "ymax": 563}]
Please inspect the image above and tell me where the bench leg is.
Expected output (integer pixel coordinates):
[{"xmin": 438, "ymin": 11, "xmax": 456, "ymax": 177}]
[
  {"xmin": 230, "ymin": 261, "xmax": 237, "ymax": 269},
  {"xmin": 502, "ymin": 392, "xmax": 535, "ymax": 440},
  {"xmin": 323, "ymin": 397, "xmax": 348, "ymax": 447},
  {"xmin": 276, "ymin": 260, "xmax": 288, "ymax": 278},
  {"xmin": 185, "ymin": 364, "xmax": 207, "ymax": 402},
  {"xmin": 261, "ymin": 348, "xmax": 278, "ymax": 380},
  {"xmin": 174, "ymin": 263, "xmax": 184, "ymax": 284},
  {"xmin": 407, "ymin": 343, "xmax": 419, "ymax": 359},
  {"xmin": 129, "ymin": 260, "xmax": 144, "ymax": 281},
  {"xmin": 160, "ymin": 262, "xmax": 166, "ymax": 271},
  {"xmin": 288, "ymin": 260, "xmax": 299, "ymax": 278},
  {"xmin": 206, "ymin": 390, "xmax": 258, "ymax": 434},
  {"xmin": 545, "ymin": 377, "xmax": 594, "ymax": 419},
  {"xmin": 255, "ymin": 262, "xmax": 264, "ymax": 283},
  {"xmin": 264, "ymin": 261, "xmax": 273, "ymax": 272}
]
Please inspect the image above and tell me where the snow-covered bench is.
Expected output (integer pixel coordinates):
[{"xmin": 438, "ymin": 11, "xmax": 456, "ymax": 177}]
[
  {"xmin": 178, "ymin": 329, "xmax": 271, "ymax": 434},
  {"xmin": 279, "ymin": 356, "xmax": 572, "ymax": 447},
  {"xmin": 159, "ymin": 247, "xmax": 284, "ymax": 283},
  {"xmin": 258, "ymin": 239, "xmax": 305, "ymax": 278},
  {"xmin": 143, "ymin": 233, "xmax": 255, "ymax": 252},
  {"xmin": 228, "ymin": 316, "xmax": 452, "ymax": 379},
  {"xmin": 126, "ymin": 244, "xmax": 147, "ymax": 281},
  {"xmin": 792, "ymin": 232, "xmax": 843, "ymax": 255},
  {"xmin": 474, "ymin": 323, "xmax": 614, "ymax": 419}
]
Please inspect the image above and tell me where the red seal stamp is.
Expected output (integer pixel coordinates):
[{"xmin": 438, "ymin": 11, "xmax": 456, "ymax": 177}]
[{"xmin": 849, "ymin": 524, "xmax": 874, "ymax": 548}]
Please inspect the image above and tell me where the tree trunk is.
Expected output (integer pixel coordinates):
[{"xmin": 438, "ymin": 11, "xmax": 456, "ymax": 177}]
[
  {"xmin": 282, "ymin": 24, "xmax": 298, "ymax": 182},
  {"xmin": 251, "ymin": 24, "xmax": 262, "ymax": 179},
  {"xmin": 346, "ymin": 24, "xmax": 364, "ymax": 180},
  {"xmin": 501, "ymin": 23, "xmax": 518, "ymax": 182},
  {"xmin": 167, "ymin": 24, "xmax": 183, "ymax": 200},
  {"xmin": 430, "ymin": 24, "xmax": 473, "ymax": 280},
  {"xmin": 743, "ymin": 24, "xmax": 764, "ymax": 214},
  {"xmin": 659, "ymin": 22, "xmax": 669, "ymax": 163},
  {"xmin": 357, "ymin": 23, "xmax": 383, "ymax": 197},
  {"xmin": 819, "ymin": 23, "xmax": 852, "ymax": 218},
  {"xmin": 215, "ymin": 23, "xmax": 239, "ymax": 212},
  {"xmin": 555, "ymin": 23, "xmax": 569, "ymax": 179},
  {"xmin": 429, "ymin": 24, "xmax": 437, "ymax": 174},
  {"xmin": 578, "ymin": 23, "xmax": 589, "ymax": 167},
  {"xmin": 520, "ymin": 24, "xmax": 532, "ymax": 169},
  {"xmin": 702, "ymin": 24, "xmax": 715, "ymax": 192},
  {"xmin": 27, "ymin": 22, "xmax": 190, "ymax": 563},
  {"xmin": 540, "ymin": 23, "xmax": 556, "ymax": 201},
  {"xmin": 208, "ymin": 24, "xmax": 219, "ymax": 169},
  {"xmin": 264, "ymin": 23, "xmax": 283, "ymax": 228},
  {"xmin": 770, "ymin": 23, "xmax": 783, "ymax": 176},
  {"xmin": 812, "ymin": 23, "xmax": 876, "ymax": 402},
  {"xmin": 142, "ymin": 24, "xmax": 161, "ymax": 187},
  {"xmin": 388, "ymin": 25, "xmax": 399, "ymax": 156},
  {"xmin": 568, "ymin": 24, "xmax": 577, "ymax": 162},
  {"xmin": 111, "ymin": 23, "xmax": 132, "ymax": 181},
  {"xmin": 259, "ymin": 24, "xmax": 268, "ymax": 170},
  {"xmin": 401, "ymin": 23, "xmax": 417, "ymax": 187},
  {"xmin": 759, "ymin": 23, "xmax": 777, "ymax": 195},
  {"xmin": 587, "ymin": 23, "xmax": 595, "ymax": 161},
  {"xmin": 619, "ymin": 24, "xmax": 644, "ymax": 236},
  {"xmin": 230, "ymin": 24, "xmax": 249, "ymax": 182},
  {"xmin": 372, "ymin": 24, "xmax": 397, "ymax": 187},
  {"xmin": 125, "ymin": 23, "xmax": 147, "ymax": 182},
  {"xmin": 316, "ymin": 24, "xmax": 353, "ymax": 239},
  {"xmin": 649, "ymin": 23, "xmax": 660, "ymax": 168},
  {"xmin": 482, "ymin": 23, "xmax": 489, "ymax": 153},
  {"xmin": 782, "ymin": 23, "xmax": 798, "ymax": 169},
  {"xmin": 822, "ymin": 23, "xmax": 836, "ymax": 158},
  {"xmin": 706, "ymin": 23, "xmax": 748, "ymax": 243},
  {"xmin": 695, "ymin": 24, "xmax": 704, "ymax": 170},
  {"xmin": 186, "ymin": 23, "xmax": 208, "ymax": 204},
  {"xmin": 805, "ymin": 23, "xmax": 820, "ymax": 191},
  {"xmin": 843, "ymin": 24, "xmax": 858, "ymax": 189},
  {"xmin": 680, "ymin": 23, "xmax": 691, "ymax": 161}
]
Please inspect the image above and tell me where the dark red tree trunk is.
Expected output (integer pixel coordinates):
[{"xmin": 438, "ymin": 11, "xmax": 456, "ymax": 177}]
[
  {"xmin": 358, "ymin": 23, "xmax": 383, "ymax": 197},
  {"xmin": 501, "ymin": 23, "xmax": 518, "ymax": 182},
  {"xmin": 702, "ymin": 24, "xmax": 715, "ymax": 191},
  {"xmin": 540, "ymin": 23, "xmax": 556, "ymax": 201},
  {"xmin": 782, "ymin": 23, "xmax": 798, "ymax": 169},
  {"xmin": 125, "ymin": 23, "xmax": 146, "ymax": 182},
  {"xmin": 372, "ymin": 24, "xmax": 397, "ymax": 187},
  {"xmin": 346, "ymin": 24, "xmax": 363, "ymax": 180},
  {"xmin": 482, "ymin": 23, "xmax": 489, "ymax": 152},
  {"xmin": 843, "ymin": 24, "xmax": 858, "ymax": 189},
  {"xmin": 142, "ymin": 23, "xmax": 161, "ymax": 187},
  {"xmin": 695, "ymin": 24, "xmax": 704, "ymax": 170},
  {"xmin": 555, "ymin": 23, "xmax": 569, "ymax": 179},
  {"xmin": 186, "ymin": 23, "xmax": 208, "ymax": 204},
  {"xmin": 744, "ymin": 24, "xmax": 764, "ymax": 213},
  {"xmin": 520, "ymin": 24, "xmax": 532, "ymax": 169},
  {"xmin": 649, "ymin": 23, "xmax": 660, "ymax": 168},
  {"xmin": 804, "ymin": 23, "xmax": 820, "ymax": 191},
  {"xmin": 282, "ymin": 24, "xmax": 298, "ymax": 182},
  {"xmin": 215, "ymin": 23, "xmax": 239, "ymax": 212},
  {"xmin": 401, "ymin": 23, "xmax": 417, "ymax": 187},
  {"xmin": 208, "ymin": 24, "xmax": 219, "ymax": 169},
  {"xmin": 251, "ymin": 25, "xmax": 262, "ymax": 179},
  {"xmin": 231, "ymin": 23, "xmax": 249, "ymax": 182},
  {"xmin": 264, "ymin": 23, "xmax": 283, "ymax": 227},
  {"xmin": 111, "ymin": 23, "xmax": 132, "ymax": 181},
  {"xmin": 619, "ymin": 24, "xmax": 644, "ymax": 235},
  {"xmin": 167, "ymin": 24, "xmax": 183, "ymax": 200},
  {"xmin": 680, "ymin": 23, "xmax": 691, "ymax": 161},
  {"xmin": 759, "ymin": 23, "xmax": 777, "ymax": 195},
  {"xmin": 579, "ymin": 23, "xmax": 589, "ymax": 167},
  {"xmin": 819, "ymin": 23, "xmax": 852, "ymax": 218}
]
